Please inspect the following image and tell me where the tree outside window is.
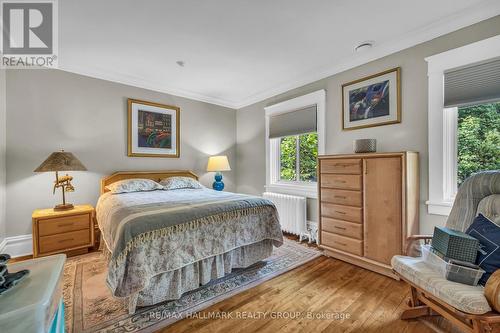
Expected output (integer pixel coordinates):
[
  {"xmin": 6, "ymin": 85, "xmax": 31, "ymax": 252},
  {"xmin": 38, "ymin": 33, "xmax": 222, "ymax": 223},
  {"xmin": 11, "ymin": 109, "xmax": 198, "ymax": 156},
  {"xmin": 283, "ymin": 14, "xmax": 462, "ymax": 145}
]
[
  {"xmin": 457, "ymin": 102, "xmax": 500, "ymax": 186},
  {"xmin": 279, "ymin": 132, "xmax": 318, "ymax": 182}
]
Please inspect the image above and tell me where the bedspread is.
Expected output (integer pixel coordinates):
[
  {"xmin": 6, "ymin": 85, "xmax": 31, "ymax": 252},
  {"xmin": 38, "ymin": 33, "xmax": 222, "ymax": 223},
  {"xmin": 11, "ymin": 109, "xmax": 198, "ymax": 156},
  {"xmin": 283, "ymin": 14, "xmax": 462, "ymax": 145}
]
[{"xmin": 96, "ymin": 188, "xmax": 283, "ymax": 301}]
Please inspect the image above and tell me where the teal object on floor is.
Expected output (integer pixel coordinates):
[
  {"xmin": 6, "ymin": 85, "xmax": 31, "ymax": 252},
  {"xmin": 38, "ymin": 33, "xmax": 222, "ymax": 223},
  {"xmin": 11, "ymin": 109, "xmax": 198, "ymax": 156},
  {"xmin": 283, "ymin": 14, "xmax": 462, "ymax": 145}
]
[
  {"xmin": 0, "ymin": 254, "xmax": 66, "ymax": 333},
  {"xmin": 212, "ymin": 172, "xmax": 224, "ymax": 191},
  {"xmin": 49, "ymin": 300, "xmax": 65, "ymax": 333}
]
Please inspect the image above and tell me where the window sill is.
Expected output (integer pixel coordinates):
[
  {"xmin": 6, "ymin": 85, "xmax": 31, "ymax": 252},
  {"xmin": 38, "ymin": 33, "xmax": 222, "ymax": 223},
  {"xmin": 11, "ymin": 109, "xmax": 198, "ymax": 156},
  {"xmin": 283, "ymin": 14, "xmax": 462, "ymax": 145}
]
[
  {"xmin": 426, "ymin": 200, "xmax": 453, "ymax": 216},
  {"xmin": 265, "ymin": 183, "xmax": 317, "ymax": 199}
]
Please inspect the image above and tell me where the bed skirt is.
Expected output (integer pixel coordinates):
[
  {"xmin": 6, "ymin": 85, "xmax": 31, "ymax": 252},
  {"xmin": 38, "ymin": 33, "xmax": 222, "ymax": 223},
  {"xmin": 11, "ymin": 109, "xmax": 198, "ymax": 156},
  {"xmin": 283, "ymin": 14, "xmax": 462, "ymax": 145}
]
[{"xmin": 104, "ymin": 238, "xmax": 274, "ymax": 313}]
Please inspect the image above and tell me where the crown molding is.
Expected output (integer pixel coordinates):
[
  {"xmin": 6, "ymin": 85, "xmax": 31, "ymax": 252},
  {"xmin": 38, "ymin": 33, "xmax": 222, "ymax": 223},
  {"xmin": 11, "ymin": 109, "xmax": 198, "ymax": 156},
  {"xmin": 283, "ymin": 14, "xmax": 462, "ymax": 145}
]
[
  {"xmin": 234, "ymin": 0, "xmax": 500, "ymax": 109},
  {"xmin": 57, "ymin": 65, "xmax": 239, "ymax": 109},
  {"xmin": 57, "ymin": 1, "xmax": 500, "ymax": 110}
]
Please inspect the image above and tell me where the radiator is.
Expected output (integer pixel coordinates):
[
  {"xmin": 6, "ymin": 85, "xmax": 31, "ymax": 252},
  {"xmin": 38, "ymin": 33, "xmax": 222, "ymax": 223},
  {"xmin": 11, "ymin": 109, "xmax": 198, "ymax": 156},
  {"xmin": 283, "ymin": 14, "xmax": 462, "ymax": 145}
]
[{"xmin": 263, "ymin": 192, "xmax": 308, "ymax": 240}]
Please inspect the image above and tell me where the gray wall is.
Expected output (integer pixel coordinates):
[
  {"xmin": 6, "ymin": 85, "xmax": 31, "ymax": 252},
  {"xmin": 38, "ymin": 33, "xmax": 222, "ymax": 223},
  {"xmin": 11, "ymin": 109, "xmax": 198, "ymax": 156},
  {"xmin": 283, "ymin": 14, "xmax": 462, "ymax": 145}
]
[
  {"xmin": 6, "ymin": 69, "xmax": 236, "ymax": 237},
  {"xmin": 0, "ymin": 69, "xmax": 5, "ymax": 243},
  {"xmin": 236, "ymin": 16, "xmax": 500, "ymax": 234}
]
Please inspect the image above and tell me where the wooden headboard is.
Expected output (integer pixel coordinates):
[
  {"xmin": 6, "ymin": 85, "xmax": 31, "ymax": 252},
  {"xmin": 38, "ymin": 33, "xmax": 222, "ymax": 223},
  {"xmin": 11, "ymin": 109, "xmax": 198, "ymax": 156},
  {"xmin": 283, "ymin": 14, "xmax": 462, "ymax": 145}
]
[{"xmin": 100, "ymin": 170, "xmax": 198, "ymax": 194}]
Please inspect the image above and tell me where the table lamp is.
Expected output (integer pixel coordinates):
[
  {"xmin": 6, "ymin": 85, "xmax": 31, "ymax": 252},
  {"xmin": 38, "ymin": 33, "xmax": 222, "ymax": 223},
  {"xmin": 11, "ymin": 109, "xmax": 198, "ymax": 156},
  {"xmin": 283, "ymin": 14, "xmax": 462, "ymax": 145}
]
[
  {"xmin": 34, "ymin": 149, "xmax": 87, "ymax": 210},
  {"xmin": 206, "ymin": 155, "xmax": 231, "ymax": 191}
]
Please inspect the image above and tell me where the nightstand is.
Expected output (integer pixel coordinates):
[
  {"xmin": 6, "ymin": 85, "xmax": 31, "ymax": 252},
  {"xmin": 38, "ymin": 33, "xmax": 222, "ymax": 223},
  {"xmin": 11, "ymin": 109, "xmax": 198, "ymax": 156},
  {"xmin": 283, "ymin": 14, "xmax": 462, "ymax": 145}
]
[{"xmin": 32, "ymin": 204, "xmax": 95, "ymax": 258}]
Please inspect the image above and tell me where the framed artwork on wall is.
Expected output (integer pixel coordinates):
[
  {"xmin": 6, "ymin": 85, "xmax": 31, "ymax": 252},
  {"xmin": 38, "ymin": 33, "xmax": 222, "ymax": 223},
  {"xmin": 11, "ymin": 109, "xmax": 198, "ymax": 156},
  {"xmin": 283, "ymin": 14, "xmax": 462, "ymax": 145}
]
[
  {"xmin": 127, "ymin": 98, "xmax": 180, "ymax": 157},
  {"xmin": 342, "ymin": 67, "xmax": 401, "ymax": 130}
]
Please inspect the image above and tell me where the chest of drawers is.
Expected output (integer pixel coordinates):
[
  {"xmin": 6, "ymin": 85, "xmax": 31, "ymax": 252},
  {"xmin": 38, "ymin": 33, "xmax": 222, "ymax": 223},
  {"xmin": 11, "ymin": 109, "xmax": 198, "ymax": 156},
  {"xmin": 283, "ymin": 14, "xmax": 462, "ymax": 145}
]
[{"xmin": 318, "ymin": 152, "xmax": 419, "ymax": 279}]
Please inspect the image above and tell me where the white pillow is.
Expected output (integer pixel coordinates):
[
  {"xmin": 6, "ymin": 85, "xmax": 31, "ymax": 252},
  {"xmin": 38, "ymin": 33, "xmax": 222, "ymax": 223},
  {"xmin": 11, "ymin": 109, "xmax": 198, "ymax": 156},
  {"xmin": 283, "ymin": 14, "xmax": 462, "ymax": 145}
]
[
  {"xmin": 160, "ymin": 177, "xmax": 204, "ymax": 190},
  {"xmin": 106, "ymin": 178, "xmax": 163, "ymax": 194}
]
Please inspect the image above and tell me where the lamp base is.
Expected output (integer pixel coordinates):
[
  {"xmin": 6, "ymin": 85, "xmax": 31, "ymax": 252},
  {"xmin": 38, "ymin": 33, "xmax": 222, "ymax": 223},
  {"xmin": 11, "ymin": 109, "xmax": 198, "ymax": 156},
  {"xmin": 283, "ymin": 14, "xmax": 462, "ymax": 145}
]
[
  {"xmin": 212, "ymin": 172, "xmax": 225, "ymax": 191},
  {"xmin": 54, "ymin": 203, "xmax": 74, "ymax": 211}
]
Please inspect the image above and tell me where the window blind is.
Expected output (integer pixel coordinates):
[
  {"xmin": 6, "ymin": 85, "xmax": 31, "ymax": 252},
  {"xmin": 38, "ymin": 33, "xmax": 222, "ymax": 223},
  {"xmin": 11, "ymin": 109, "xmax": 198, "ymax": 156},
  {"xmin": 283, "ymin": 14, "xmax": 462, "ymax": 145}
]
[
  {"xmin": 268, "ymin": 105, "xmax": 317, "ymax": 139},
  {"xmin": 444, "ymin": 57, "xmax": 500, "ymax": 108}
]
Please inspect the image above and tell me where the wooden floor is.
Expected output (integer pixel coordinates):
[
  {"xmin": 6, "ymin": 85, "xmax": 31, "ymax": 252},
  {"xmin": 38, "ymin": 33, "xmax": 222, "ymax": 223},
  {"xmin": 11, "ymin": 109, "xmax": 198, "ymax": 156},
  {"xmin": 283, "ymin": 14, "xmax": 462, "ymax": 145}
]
[{"xmin": 158, "ymin": 254, "xmax": 440, "ymax": 333}]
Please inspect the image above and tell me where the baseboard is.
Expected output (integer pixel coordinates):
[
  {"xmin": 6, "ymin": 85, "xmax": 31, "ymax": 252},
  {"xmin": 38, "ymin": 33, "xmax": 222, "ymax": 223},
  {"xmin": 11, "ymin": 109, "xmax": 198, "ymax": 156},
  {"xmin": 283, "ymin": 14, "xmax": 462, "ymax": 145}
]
[
  {"xmin": 0, "ymin": 238, "xmax": 6, "ymax": 253},
  {"xmin": 0, "ymin": 234, "xmax": 32, "ymax": 257}
]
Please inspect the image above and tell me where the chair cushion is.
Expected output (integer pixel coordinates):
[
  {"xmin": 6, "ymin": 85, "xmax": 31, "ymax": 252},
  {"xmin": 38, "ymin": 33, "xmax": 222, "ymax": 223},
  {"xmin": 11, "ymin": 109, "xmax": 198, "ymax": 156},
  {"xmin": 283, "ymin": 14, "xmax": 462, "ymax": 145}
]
[
  {"xmin": 392, "ymin": 255, "xmax": 491, "ymax": 314},
  {"xmin": 466, "ymin": 214, "xmax": 500, "ymax": 285}
]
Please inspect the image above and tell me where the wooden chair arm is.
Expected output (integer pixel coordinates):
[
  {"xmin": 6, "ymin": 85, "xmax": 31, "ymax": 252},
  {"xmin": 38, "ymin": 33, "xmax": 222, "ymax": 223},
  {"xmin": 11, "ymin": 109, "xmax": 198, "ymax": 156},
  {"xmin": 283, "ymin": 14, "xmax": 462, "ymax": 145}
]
[{"xmin": 405, "ymin": 235, "xmax": 432, "ymax": 256}]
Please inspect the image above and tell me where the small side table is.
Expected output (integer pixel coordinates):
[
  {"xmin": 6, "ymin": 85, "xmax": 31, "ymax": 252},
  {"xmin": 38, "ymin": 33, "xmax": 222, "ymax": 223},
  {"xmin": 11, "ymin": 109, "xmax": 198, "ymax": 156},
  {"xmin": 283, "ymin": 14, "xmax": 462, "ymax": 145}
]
[
  {"xmin": 32, "ymin": 205, "xmax": 95, "ymax": 258},
  {"xmin": 0, "ymin": 254, "xmax": 66, "ymax": 333}
]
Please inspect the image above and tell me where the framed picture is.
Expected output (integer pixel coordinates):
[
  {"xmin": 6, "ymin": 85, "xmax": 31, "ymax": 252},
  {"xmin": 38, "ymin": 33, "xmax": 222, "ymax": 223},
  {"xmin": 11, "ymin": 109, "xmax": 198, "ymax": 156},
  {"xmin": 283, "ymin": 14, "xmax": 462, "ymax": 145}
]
[
  {"xmin": 342, "ymin": 67, "xmax": 401, "ymax": 130},
  {"xmin": 127, "ymin": 99, "xmax": 180, "ymax": 157}
]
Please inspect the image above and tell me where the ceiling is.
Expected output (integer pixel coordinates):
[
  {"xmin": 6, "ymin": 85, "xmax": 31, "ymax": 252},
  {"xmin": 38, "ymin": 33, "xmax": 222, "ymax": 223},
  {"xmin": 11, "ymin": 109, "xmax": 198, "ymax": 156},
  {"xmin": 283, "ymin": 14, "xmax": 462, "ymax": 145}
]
[{"xmin": 59, "ymin": 0, "xmax": 500, "ymax": 109}]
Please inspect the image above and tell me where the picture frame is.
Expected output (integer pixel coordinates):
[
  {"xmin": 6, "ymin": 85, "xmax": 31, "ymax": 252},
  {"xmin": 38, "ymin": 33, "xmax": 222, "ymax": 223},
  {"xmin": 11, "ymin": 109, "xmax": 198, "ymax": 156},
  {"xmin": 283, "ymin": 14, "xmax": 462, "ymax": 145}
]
[
  {"xmin": 127, "ymin": 98, "xmax": 180, "ymax": 158},
  {"xmin": 342, "ymin": 67, "xmax": 401, "ymax": 130}
]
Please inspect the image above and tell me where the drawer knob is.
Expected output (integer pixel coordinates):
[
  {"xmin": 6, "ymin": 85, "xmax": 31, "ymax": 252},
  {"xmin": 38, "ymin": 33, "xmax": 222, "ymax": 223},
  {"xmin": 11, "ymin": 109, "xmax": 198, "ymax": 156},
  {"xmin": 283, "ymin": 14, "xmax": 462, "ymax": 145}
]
[
  {"xmin": 334, "ymin": 226, "xmax": 346, "ymax": 230},
  {"xmin": 334, "ymin": 195, "xmax": 346, "ymax": 199},
  {"xmin": 335, "ymin": 211, "xmax": 346, "ymax": 215},
  {"xmin": 335, "ymin": 242, "xmax": 347, "ymax": 247},
  {"xmin": 335, "ymin": 180, "xmax": 346, "ymax": 183},
  {"xmin": 58, "ymin": 223, "xmax": 74, "ymax": 228}
]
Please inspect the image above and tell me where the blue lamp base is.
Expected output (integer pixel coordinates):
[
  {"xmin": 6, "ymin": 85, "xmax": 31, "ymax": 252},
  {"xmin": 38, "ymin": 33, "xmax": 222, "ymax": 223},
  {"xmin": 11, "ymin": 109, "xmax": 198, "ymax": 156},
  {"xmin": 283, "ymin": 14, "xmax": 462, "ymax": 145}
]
[{"xmin": 212, "ymin": 172, "xmax": 225, "ymax": 191}]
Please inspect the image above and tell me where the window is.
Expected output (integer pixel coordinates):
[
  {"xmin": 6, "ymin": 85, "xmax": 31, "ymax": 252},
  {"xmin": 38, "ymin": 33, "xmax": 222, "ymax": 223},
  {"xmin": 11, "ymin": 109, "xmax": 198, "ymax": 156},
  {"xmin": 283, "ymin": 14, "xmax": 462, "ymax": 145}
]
[
  {"xmin": 426, "ymin": 35, "xmax": 500, "ymax": 215},
  {"xmin": 457, "ymin": 102, "xmax": 500, "ymax": 186},
  {"xmin": 265, "ymin": 90, "xmax": 325, "ymax": 198},
  {"xmin": 279, "ymin": 133, "xmax": 318, "ymax": 182}
]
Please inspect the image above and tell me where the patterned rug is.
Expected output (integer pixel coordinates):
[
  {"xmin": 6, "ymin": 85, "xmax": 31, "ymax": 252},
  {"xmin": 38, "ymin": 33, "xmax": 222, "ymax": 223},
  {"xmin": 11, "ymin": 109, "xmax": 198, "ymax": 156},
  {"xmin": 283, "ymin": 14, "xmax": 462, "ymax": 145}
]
[{"xmin": 63, "ymin": 239, "xmax": 321, "ymax": 333}]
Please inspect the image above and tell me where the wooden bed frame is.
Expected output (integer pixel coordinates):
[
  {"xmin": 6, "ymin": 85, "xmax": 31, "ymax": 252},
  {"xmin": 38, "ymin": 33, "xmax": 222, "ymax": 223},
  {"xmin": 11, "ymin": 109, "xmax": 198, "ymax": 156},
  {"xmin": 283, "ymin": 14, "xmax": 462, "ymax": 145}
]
[{"xmin": 100, "ymin": 170, "xmax": 198, "ymax": 194}]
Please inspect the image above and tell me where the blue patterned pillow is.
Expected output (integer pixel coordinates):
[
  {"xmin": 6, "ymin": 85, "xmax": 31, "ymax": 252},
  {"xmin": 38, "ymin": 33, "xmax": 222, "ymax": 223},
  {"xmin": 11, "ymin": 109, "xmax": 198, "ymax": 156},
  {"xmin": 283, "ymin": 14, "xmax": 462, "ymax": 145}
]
[
  {"xmin": 160, "ymin": 177, "xmax": 203, "ymax": 190},
  {"xmin": 466, "ymin": 214, "xmax": 500, "ymax": 285}
]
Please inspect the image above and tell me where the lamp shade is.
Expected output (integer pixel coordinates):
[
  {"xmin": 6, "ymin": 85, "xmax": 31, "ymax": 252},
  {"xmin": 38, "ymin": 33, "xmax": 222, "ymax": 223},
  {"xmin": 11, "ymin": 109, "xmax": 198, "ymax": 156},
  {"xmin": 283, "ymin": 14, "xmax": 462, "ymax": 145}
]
[
  {"xmin": 207, "ymin": 156, "xmax": 231, "ymax": 172},
  {"xmin": 34, "ymin": 150, "xmax": 87, "ymax": 172}
]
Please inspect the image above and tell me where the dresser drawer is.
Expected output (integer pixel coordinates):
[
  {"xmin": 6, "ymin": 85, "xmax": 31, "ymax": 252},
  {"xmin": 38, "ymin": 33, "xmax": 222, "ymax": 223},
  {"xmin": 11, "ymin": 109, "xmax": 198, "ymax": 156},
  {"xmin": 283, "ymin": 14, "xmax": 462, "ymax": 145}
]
[
  {"xmin": 39, "ymin": 229, "xmax": 91, "ymax": 254},
  {"xmin": 38, "ymin": 214, "xmax": 90, "ymax": 237},
  {"xmin": 321, "ymin": 203, "xmax": 362, "ymax": 223},
  {"xmin": 321, "ymin": 232, "xmax": 363, "ymax": 256},
  {"xmin": 320, "ymin": 174, "xmax": 361, "ymax": 190},
  {"xmin": 320, "ymin": 159, "xmax": 361, "ymax": 174},
  {"xmin": 322, "ymin": 217, "xmax": 363, "ymax": 240},
  {"xmin": 321, "ymin": 188, "xmax": 362, "ymax": 207}
]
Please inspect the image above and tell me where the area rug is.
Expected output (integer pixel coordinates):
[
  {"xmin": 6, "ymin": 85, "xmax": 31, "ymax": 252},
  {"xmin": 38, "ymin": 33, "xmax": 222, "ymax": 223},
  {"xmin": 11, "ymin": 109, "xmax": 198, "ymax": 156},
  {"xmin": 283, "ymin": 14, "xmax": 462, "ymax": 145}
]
[{"xmin": 63, "ymin": 239, "xmax": 321, "ymax": 333}]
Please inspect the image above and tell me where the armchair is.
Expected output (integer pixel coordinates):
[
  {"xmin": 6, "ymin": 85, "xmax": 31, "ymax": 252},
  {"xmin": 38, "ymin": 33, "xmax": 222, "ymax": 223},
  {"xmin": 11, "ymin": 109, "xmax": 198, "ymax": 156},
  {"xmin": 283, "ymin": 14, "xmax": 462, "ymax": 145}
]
[{"xmin": 392, "ymin": 171, "xmax": 500, "ymax": 333}]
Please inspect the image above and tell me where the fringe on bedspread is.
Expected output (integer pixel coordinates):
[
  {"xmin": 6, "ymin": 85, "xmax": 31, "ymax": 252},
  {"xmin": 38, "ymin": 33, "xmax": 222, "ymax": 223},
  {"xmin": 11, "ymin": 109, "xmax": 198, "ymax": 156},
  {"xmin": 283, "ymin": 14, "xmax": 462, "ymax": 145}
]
[{"xmin": 108, "ymin": 206, "xmax": 276, "ymax": 272}]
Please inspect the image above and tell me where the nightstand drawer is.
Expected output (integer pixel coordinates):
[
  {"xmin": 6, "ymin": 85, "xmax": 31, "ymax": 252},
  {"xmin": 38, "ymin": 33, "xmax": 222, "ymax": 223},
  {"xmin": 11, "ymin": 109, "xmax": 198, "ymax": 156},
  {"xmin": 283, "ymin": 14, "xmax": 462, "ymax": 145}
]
[
  {"xmin": 38, "ymin": 214, "xmax": 90, "ymax": 236},
  {"xmin": 39, "ymin": 229, "xmax": 90, "ymax": 254}
]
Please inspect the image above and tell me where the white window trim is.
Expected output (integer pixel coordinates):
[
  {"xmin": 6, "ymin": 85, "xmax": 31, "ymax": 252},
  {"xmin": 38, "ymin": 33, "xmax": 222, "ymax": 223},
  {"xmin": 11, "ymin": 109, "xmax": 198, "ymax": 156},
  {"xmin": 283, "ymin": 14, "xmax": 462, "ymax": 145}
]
[
  {"xmin": 265, "ymin": 90, "xmax": 326, "ymax": 198},
  {"xmin": 426, "ymin": 35, "xmax": 500, "ymax": 216}
]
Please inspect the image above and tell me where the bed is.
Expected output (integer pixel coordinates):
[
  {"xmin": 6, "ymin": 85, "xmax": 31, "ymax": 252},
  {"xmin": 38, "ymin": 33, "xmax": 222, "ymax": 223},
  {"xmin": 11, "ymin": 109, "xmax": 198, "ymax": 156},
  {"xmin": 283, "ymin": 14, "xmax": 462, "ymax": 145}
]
[{"xmin": 96, "ymin": 171, "xmax": 283, "ymax": 313}]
